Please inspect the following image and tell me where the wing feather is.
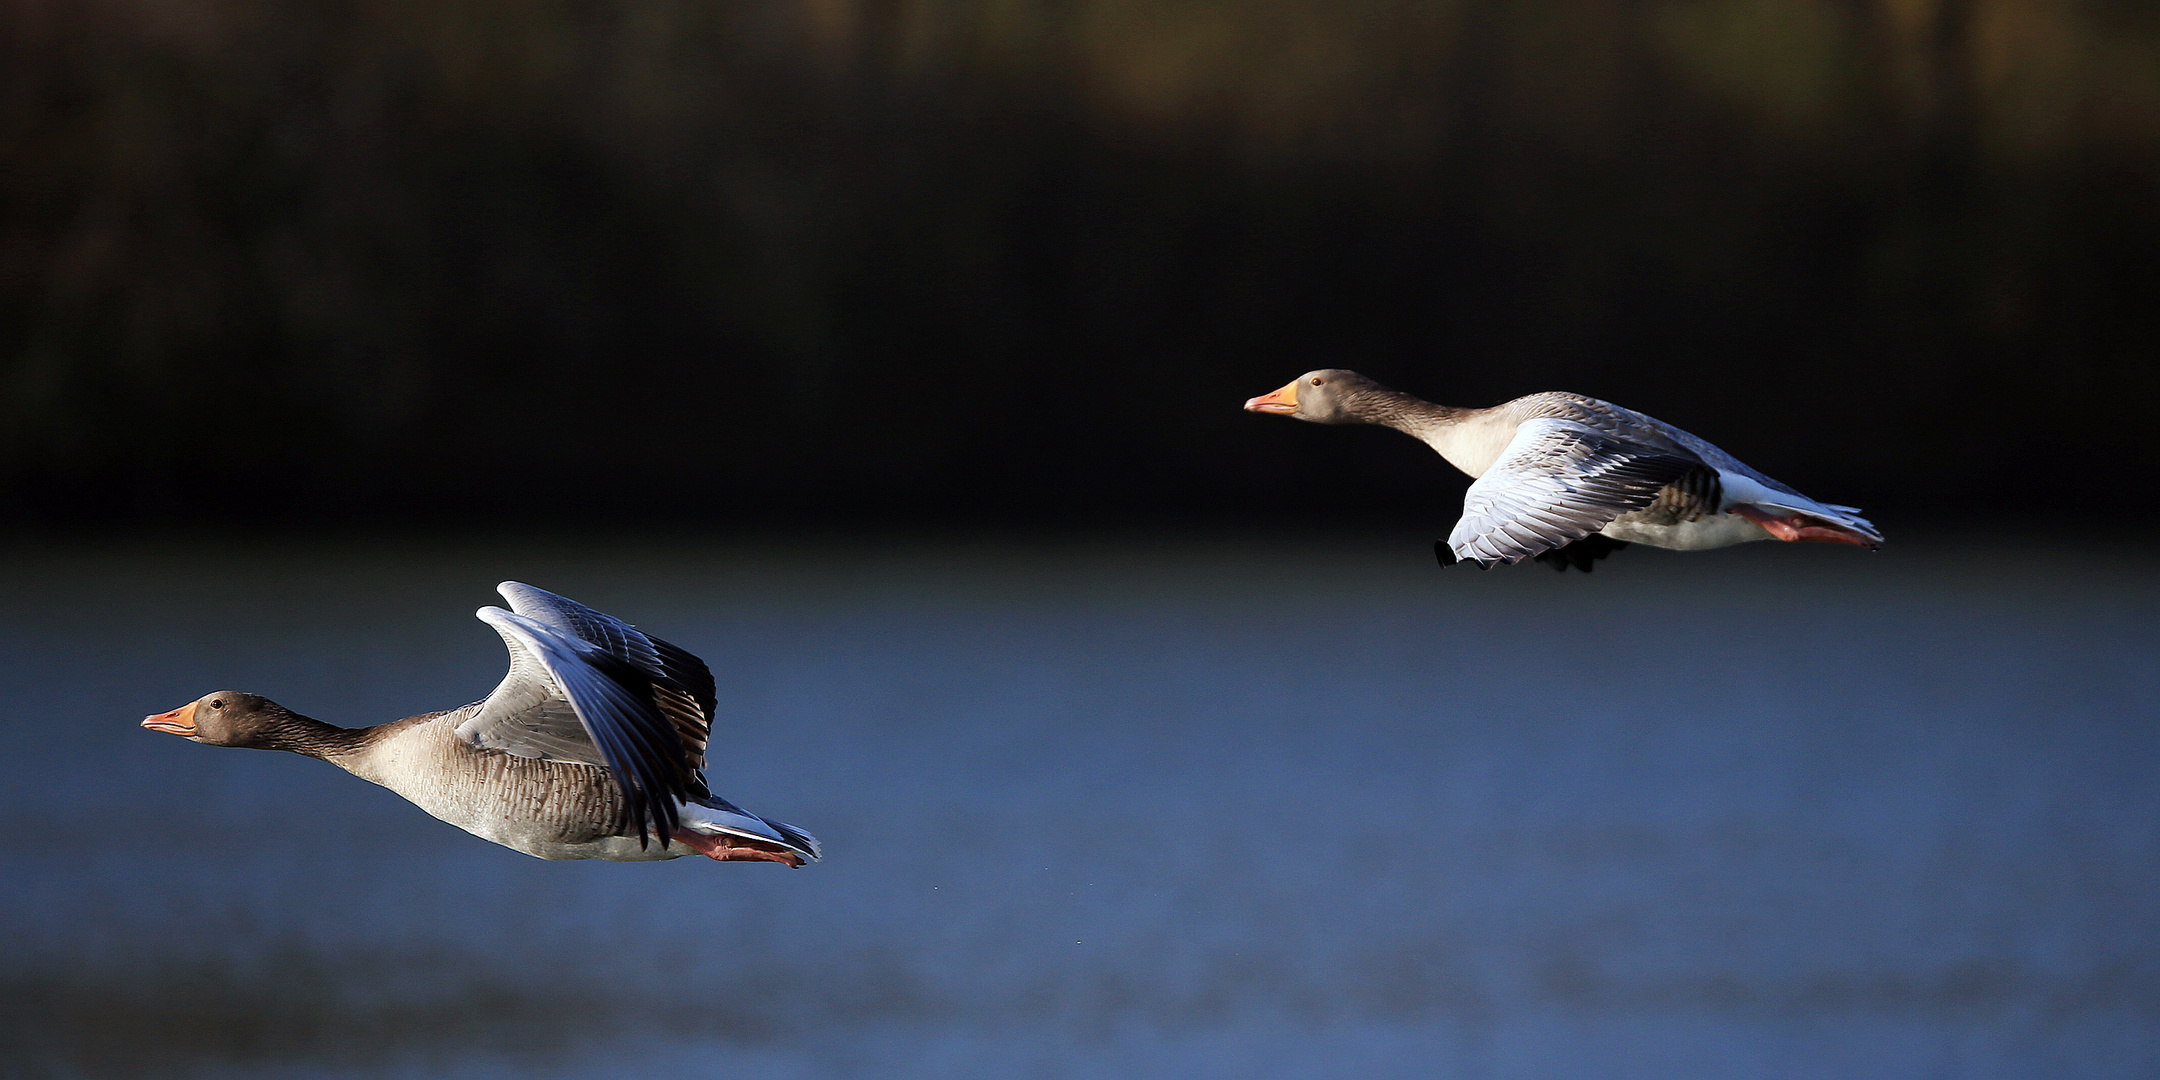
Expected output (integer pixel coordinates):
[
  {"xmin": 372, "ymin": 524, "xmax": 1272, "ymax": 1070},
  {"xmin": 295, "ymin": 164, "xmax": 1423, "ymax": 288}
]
[
  {"xmin": 498, "ymin": 582, "xmax": 714, "ymax": 772},
  {"xmin": 455, "ymin": 628, "xmax": 607, "ymax": 768},
  {"xmin": 1447, "ymin": 417, "xmax": 1703, "ymax": 568},
  {"xmin": 466, "ymin": 607, "xmax": 699, "ymax": 847}
]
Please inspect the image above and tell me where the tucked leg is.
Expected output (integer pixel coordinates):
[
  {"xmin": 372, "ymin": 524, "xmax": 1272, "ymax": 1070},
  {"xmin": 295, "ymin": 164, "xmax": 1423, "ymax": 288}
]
[
  {"xmin": 671, "ymin": 829, "xmax": 806, "ymax": 867},
  {"xmin": 1731, "ymin": 505, "xmax": 1878, "ymax": 548}
]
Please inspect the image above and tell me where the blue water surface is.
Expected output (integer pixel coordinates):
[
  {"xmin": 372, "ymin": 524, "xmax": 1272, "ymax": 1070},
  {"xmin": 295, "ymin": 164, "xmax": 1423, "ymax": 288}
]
[{"xmin": 0, "ymin": 535, "xmax": 2153, "ymax": 1078}]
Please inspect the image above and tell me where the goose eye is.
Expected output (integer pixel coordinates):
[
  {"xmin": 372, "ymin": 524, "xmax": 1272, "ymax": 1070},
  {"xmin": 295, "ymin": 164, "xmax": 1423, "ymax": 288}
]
[
  {"xmin": 1310, "ymin": 377, "xmax": 1324, "ymax": 386},
  {"xmin": 209, "ymin": 699, "xmax": 225, "ymax": 710}
]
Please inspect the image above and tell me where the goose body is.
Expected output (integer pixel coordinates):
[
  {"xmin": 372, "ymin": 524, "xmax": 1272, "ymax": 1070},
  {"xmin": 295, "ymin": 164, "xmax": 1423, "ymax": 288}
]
[
  {"xmin": 141, "ymin": 582, "xmax": 819, "ymax": 866},
  {"xmin": 1245, "ymin": 370, "xmax": 1881, "ymax": 570}
]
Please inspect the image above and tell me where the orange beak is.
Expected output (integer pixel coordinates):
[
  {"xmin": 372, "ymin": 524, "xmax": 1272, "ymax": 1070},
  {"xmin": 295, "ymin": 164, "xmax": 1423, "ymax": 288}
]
[
  {"xmin": 1243, "ymin": 380, "xmax": 1301, "ymax": 415},
  {"xmin": 142, "ymin": 700, "xmax": 200, "ymax": 737}
]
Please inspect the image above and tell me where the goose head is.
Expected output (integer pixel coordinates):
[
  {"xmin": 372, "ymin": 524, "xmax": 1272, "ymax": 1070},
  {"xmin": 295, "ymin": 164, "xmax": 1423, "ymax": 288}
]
[
  {"xmin": 1243, "ymin": 369, "xmax": 1392, "ymax": 424},
  {"xmin": 142, "ymin": 691, "xmax": 305, "ymax": 749}
]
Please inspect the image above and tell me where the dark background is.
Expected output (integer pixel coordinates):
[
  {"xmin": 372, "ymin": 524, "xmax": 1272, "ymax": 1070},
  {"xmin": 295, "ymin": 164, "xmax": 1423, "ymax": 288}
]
[{"xmin": 5, "ymin": 0, "xmax": 2156, "ymax": 532}]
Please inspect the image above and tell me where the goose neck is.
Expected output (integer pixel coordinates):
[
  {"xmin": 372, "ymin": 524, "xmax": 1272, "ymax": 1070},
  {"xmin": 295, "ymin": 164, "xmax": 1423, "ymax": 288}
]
[
  {"xmin": 1347, "ymin": 387, "xmax": 1466, "ymax": 437},
  {"xmin": 266, "ymin": 713, "xmax": 378, "ymax": 760}
]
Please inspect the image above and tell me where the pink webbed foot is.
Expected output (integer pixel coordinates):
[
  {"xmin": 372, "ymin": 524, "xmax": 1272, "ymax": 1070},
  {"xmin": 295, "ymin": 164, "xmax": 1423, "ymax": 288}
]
[
  {"xmin": 670, "ymin": 829, "xmax": 805, "ymax": 867},
  {"xmin": 1731, "ymin": 505, "xmax": 1878, "ymax": 548}
]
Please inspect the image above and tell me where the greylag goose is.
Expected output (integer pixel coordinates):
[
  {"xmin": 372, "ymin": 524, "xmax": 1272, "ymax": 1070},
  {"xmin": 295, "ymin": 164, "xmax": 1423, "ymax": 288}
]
[
  {"xmin": 141, "ymin": 582, "xmax": 820, "ymax": 865},
  {"xmin": 1245, "ymin": 370, "xmax": 1882, "ymax": 570}
]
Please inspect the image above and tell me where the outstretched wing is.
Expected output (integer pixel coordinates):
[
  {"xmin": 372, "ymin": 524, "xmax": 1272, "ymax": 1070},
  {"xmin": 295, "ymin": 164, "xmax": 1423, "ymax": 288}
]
[
  {"xmin": 496, "ymin": 581, "xmax": 713, "ymax": 774},
  {"xmin": 1446, "ymin": 417, "xmax": 1702, "ymax": 568},
  {"xmin": 453, "ymin": 582, "xmax": 715, "ymax": 847},
  {"xmin": 460, "ymin": 607, "xmax": 701, "ymax": 846},
  {"xmin": 453, "ymin": 617, "xmax": 606, "ymax": 767}
]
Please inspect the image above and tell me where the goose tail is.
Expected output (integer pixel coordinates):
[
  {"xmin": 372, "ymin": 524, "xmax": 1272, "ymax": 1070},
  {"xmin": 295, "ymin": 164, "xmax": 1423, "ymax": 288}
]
[{"xmin": 679, "ymin": 795, "xmax": 822, "ymax": 865}]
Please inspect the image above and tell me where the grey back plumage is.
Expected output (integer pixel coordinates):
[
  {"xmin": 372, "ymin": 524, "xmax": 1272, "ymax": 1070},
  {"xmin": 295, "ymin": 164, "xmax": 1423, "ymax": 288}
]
[{"xmin": 1513, "ymin": 392, "xmax": 1811, "ymax": 501}]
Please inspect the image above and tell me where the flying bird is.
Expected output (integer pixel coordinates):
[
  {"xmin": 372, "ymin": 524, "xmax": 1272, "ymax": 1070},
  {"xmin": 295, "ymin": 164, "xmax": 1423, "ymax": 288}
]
[
  {"xmin": 142, "ymin": 582, "xmax": 819, "ymax": 865},
  {"xmin": 1245, "ymin": 369, "xmax": 1881, "ymax": 570}
]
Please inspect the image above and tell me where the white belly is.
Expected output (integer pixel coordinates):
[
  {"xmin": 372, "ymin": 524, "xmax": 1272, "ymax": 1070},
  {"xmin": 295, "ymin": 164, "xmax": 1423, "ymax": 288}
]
[
  {"xmin": 492, "ymin": 830, "xmax": 688, "ymax": 861},
  {"xmin": 399, "ymin": 787, "xmax": 689, "ymax": 861},
  {"xmin": 1601, "ymin": 512, "xmax": 1769, "ymax": 551}
]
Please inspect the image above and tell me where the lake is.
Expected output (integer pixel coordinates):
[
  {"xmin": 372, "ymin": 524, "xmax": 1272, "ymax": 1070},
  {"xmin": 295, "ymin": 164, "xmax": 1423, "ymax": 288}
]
[{"xmin": 2, "ymin": 533, "xmax": 2154, "ymax": 1078}]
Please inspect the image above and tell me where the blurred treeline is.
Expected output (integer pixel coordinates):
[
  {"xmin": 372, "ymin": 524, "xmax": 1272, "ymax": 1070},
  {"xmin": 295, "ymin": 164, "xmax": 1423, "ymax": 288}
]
[{"xmin": 3, "ymin": 0, "xmax": 2155, "ymax": 531}]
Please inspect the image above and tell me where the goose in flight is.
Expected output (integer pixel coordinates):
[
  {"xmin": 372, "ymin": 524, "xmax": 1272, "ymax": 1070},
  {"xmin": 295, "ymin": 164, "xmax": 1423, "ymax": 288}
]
[
  {"xmin": 141, "ymin": 582, "xmax": 819, "ymax": 865},
  {"xmin": 1245, "ymin": 370, "xmax": 1881, "ymax": 570}
]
